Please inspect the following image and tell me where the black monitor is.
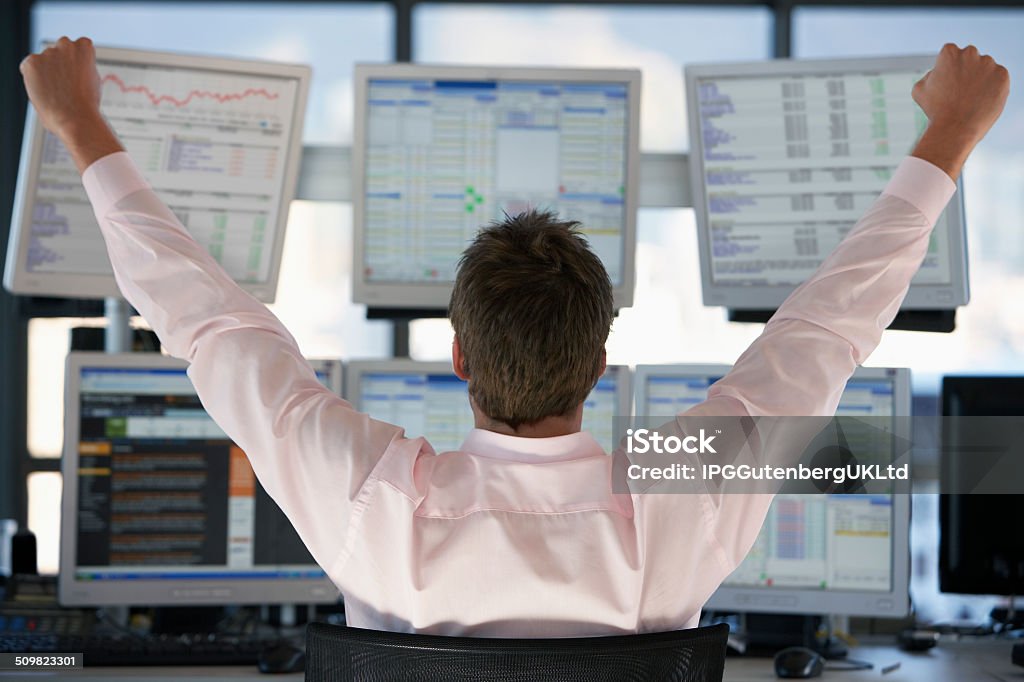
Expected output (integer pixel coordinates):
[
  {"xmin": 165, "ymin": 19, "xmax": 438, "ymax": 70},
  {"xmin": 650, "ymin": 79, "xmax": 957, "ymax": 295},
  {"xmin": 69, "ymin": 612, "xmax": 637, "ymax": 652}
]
[{"xmin": 940, "ymin": 376, "xmax": 1024, "ymax": 596}]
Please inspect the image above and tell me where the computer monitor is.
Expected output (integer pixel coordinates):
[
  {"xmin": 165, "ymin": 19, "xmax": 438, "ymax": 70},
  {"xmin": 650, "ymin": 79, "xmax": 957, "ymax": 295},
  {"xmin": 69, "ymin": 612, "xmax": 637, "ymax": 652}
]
[
  {"xmin": 58, "ymin": 352, "xmax": 341, "ymax": 606},
  {"xmin": 5, "ymin": 45, "xmax": 310, "ymax": 301},
  {"xmin": 351, "ymin": 64, "xmax": 641, "ymax": 310},
  {"xmin": 634, "ymin": 364, "xmax": 912, "ymax": 616},
  {"xmin": 345, "ymin": 360, "xmax": 631, "ymax": 453},
  {"xmin": 940, "ymin": 376, "xmax": 1024, "ymax": 596},
  {"xmin": 685, "ymin": 56, "xmax": 969, "ymax": 312}
]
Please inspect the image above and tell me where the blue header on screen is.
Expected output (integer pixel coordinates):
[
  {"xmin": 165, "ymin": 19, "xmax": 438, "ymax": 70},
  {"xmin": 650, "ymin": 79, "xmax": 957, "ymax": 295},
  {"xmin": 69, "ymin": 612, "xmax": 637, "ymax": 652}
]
[
  {"xmin": 82, "ymin": 366, "xmax": 329, "ymax": 383},
  {"xmin": 369, "ymin": 79, "xmax": 628, "ymax": 98}
]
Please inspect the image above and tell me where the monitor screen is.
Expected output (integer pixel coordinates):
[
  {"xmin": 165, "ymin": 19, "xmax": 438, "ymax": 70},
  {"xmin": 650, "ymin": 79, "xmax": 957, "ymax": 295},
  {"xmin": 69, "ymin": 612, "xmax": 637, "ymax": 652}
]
[
  {"xmin": 5, "ymin": 45, "xmax": 310, "ymax": 301},
  {"xmin": 685, "ymin": 56, "xmax": 969, "ymax": 311},
  {"xmin": 352, "ymin": 64, "xmax": 640, "ymax": 310},
  {"xmin": 346, "ymin": 361, "xmax": 630, "ymax": 453},
  {"xmin": 940, "ymin": 377, "xmax": 1024, "ymax": 596},
  {"xmin": 58, "ymin": 354, "xmax": 341, "ymax": 606},
  {"xmin": 634, "ymin": 365, "xmax": 911, "ymax": 616}
]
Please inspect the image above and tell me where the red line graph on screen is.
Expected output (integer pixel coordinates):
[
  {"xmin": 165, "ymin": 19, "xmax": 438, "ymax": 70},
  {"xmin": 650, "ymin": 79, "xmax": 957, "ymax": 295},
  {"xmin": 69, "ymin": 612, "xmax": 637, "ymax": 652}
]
[{"xmin": 101, "ymin": 73, "xmax": 280, "ymax": 108}]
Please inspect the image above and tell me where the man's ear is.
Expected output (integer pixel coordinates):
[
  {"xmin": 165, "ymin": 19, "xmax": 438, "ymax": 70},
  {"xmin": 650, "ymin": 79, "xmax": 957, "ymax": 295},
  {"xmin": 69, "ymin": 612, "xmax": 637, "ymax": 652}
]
[
  {"xmin": 452, "ymin": 335, "xmax": 469, "ymax": 381},
  {"xmin": 600, "ymin": 348, "xmax": 607, "ymax": 377}
]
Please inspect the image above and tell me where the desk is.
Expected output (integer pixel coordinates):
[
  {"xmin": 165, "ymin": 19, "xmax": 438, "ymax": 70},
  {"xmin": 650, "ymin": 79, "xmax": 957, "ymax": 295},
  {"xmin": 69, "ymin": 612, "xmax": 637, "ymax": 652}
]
[
  {"xmin": 10, "ymin": 638, "xmax": 1020, "ymax": 681},
  {"xmin": 724, "ymin": 638, "xmax": 1022, "ymax": 682}
]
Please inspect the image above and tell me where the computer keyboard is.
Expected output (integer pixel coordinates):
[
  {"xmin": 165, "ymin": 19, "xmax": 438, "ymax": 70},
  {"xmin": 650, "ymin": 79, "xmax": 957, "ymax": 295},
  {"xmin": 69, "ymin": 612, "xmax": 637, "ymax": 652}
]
[{"xmin": 0, "ymin": 632, "xmax": 277, "ymax": 666}]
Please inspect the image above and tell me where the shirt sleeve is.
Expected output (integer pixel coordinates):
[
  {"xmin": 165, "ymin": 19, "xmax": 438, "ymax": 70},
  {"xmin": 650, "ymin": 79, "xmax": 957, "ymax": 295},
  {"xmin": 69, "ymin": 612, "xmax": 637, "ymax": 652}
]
[
  {"xmin": 81, "ymin": 151, "xmax": 405, "ymax": 572},
  {"xmin": 682, "ymin": 156, "xmax": 956, "ymax": 567},
  {"xmin": 707, "ymin": 156, "xmax": 955, "ymax": 419}
]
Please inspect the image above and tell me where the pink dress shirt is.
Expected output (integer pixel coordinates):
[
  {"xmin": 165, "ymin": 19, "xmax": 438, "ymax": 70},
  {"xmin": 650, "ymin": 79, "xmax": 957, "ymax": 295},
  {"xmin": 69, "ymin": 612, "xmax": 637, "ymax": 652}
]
[{"xmin": 82, "ymin": 152, "xmax": 955, "ymax": 637}]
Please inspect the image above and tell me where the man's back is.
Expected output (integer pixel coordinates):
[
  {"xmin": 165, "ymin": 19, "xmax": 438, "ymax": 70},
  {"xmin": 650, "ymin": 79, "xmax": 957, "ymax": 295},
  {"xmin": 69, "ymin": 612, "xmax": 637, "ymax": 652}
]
[
  {"xmin": 22, "ymin": 37, "xmax": 1007, "ymax": 638},
  {"xmin": 338, "ymin": 429, "xmax": 724, "ymax": 637},
  {"xmin": 73, "ymin": 149, "xmax": 954, "ymax": 636}
]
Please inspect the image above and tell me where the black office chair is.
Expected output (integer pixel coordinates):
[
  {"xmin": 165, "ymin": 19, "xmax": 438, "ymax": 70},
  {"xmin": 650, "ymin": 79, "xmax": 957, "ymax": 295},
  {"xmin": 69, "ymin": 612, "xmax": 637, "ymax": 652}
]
[{"xmin": 305, "ymin": 621, "xmax": 729, "ymax": 682}]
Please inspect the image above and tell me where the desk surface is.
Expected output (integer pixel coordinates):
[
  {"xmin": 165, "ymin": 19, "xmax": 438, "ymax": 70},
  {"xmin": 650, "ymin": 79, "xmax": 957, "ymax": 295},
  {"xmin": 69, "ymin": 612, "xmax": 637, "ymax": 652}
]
[
  {"xmin": 724, "ymin": 638, "xmax": 1021, "ymax": 682},
  {"xmin": 8, "ymin": 637, "xmax": 1020, "ymax": 681}
]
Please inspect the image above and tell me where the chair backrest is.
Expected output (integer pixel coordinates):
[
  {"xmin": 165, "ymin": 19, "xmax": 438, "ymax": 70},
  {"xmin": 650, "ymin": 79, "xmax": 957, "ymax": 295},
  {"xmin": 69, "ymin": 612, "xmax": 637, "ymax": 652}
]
[{"xmin": 305, "ymin": 622, "xmax": 729, "ymax": 682}]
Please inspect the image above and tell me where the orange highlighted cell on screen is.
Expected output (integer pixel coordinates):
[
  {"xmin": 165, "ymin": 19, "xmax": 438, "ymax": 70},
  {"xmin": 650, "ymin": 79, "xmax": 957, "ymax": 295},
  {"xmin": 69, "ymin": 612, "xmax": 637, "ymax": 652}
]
[
  {"xmin": 228, "ymin": 446, "xmax": 255, "ymax": 498},
  {"xmin": 79, "ymin": 441, "xmax": 111, "ymax": 455}
]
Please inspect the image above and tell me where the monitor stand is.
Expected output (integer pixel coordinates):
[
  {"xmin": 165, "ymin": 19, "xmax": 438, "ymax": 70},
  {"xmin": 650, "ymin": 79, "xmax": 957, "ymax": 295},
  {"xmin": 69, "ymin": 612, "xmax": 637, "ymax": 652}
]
[
  {"xmin": 738, "ymin": 613, "xmax": 848, "ymax": 658},
  {"xmin": 728, "ymin": 308, "xmax": 957, "ymax": 333},
  {"xmin": 365, "ymin": 307, "xmax": 449, "ymax": 358},
  {"xmin": 991, "ymin": 599, "xmax": 1024, "ymax": 631}
]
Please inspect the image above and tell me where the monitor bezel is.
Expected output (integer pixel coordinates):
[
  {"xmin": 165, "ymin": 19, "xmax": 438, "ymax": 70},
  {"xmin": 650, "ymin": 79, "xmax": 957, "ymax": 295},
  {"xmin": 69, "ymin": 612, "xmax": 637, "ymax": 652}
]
[
  {"xmin": 684, "ymin": 55, "xmax": 970, "ymax": 311},
  {"xmin": 587, "ymin": 364, "xmax": 633, "ymax": 451},
  {"xmin": 309, "ymin": 357, "xmax": 344, "ymax": 396},
  {"xmin": 344, "ymin": 359, "xmax": 457, "ymax": 412},
  {"xmin": 5, "ymin": 44, "xmax": 311, "ymax": 302},
  {"xmin": 635, "ymin": 364, "xmax": 913, "ymax": 617},
  {"xmin": 59, "ymin": 352, "xmax": 341, "ymax": 607},
  {"xmin": 632, "ymin": 363, "xmax": 733, "ymax": 418},
  {"xmin": 351, "ymin": 62, "xmax": 641, "ymax": 311}
]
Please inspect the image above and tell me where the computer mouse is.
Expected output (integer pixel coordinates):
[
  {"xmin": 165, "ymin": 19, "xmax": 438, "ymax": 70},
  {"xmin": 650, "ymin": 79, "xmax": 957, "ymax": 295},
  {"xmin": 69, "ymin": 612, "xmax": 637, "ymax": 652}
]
[
  {"xmin": 257, "ymin": 641, "xmax": 306, "ymax": 675},
  {"xmin": 898, "ymin": 628, "xmax": 939, "ymax": 652},
  {"xmin": 773, "ymin": 646, "xmax": 824, "ymax": 679}
]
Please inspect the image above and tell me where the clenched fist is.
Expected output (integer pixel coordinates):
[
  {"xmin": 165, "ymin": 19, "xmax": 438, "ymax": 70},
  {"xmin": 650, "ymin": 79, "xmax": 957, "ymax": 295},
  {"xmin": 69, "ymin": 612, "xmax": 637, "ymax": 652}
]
[
  {"xmin": 911, "ymin": 44, "xmax": 1010, "ymax": 180},
  {"xmin": 20, "ymin": 37, "xmax": 104, "ymax": 137},
  {"xmin": 914, "ymin": 43, "xmax": 1010, "ymax": 148}
]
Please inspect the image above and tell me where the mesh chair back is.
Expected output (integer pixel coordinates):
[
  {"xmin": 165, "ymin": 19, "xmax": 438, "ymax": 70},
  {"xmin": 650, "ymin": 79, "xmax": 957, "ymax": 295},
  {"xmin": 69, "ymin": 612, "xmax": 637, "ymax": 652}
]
[{"xmin": 305, "ymin": 621, "xmax": 729, "ymax": 682}]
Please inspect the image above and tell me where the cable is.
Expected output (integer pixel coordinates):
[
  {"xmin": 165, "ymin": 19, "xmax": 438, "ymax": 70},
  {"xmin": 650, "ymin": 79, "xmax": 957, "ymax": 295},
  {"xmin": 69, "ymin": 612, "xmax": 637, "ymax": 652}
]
[{"xmin": 825, "ymin": 658, "xmax": 874, "ymax": 672}]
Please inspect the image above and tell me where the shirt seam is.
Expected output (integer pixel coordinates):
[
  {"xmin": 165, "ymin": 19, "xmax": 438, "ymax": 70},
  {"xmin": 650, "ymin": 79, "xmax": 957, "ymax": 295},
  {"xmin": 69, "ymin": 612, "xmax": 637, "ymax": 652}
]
[
  {"xmin": 378, "ymin": 476, "xmax": 418, "ymax": 503},
  {"xmin": 83, "ymin": 152, "xmax": 149, "ymax": 209},
  {"xmin": 765, "ymin": 315, "xmax": 857, "ymax": 360},
  {"xmin": 404, "ymin": 497, "xmax": 631, "ymax": 521},
  {"xmin": 882, "ymin": 158, "xmax": 956, "ymax": 219},
  {"xmin": 698, "ymin": 491, "xmax": 734, "ymax": 575},
  {"xmin": 327, "ymin": 435, "xmax": 408, "ymax": 581}
]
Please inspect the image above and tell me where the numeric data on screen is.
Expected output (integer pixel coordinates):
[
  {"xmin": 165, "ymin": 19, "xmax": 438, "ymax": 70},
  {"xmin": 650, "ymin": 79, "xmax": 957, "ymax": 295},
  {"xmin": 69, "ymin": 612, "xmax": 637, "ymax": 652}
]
[
  {"xmin": 723, "ymin": 494, "xmax": 893, "ymax": 592},
  {"xmin": 29, "ymin": 61, "xmax": 300, "ymax": 285},
  {"xmin": 643, "ymin": 373, "xmax": 897, "ymax": 592},
  {"xmin": 72, "ymin": 366, "xmax": 328, "ymax": 580},
  {"xmin": 362, "ymin": 79, "xmax": 629, "ymax": 285},
  {"xmin": 358, "ymin": 369, "xmax": 622, "ymax": 453},
  {"xmin": 696, "ymin": 70, "xmax": 953, "ymax": 287}
]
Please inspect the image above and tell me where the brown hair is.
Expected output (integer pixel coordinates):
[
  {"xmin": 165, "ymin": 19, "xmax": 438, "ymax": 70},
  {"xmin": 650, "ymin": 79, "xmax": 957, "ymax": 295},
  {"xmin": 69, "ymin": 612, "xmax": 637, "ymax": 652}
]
[{"xmin": 449, "ymin": 209, "xmax": 614, "ymax": 429}]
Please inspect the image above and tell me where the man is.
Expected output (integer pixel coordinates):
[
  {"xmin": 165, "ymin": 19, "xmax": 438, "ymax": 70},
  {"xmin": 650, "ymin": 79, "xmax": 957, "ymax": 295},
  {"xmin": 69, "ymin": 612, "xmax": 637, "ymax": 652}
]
[{"xmin": 20, "ymin": 39, "xmax": 1008, "ymax": 636}]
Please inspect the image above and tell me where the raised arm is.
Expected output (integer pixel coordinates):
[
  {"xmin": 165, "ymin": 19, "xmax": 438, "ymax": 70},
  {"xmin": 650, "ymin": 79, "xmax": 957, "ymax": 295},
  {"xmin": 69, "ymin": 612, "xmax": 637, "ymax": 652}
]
[
  {"xmin": 703, "ymin": 44, "xmax": 1009, "ymax": 420},
  {"xmin": 20, "ymin": 37, "xmax": 405, "ymax": 572},
  {"xmin": 676, "ymin": 45, "xmax": 1009, "ymax": 568}
]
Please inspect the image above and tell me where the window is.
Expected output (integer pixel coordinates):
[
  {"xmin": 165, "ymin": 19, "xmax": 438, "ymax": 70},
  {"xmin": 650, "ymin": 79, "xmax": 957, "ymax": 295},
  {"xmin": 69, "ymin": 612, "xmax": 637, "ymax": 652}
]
[
  {"xmin": 27, "ymin": 0, "xmax": 395, "ymax": 580},
  {"xmin": 415, "ymin": 4, "xmax": 773, "ymax": 152},
  {"xmin": 32, "ymin": 0, "xmax": 396, "ymax": 359},
  {"xmin": 27, "ymin": 473, "xmax": 62, "ymax": 575},
  {"xmin": 410, "ymin": 4, "xmax": 772, "ymax": 364},
  {"xmin": 34, "ymin": 1, "xmax": 394, "ymax": 144},
  {"xmin": 796, "ymin": 8, "xmax": 1024, "ymax": 623},
  {"xmin": 28, "ymin": 318, "xmax": 107, "ymax": 459},
  {"xmin": 794, "ymin": 8, "xmax": 1024, "ymax": 392}
]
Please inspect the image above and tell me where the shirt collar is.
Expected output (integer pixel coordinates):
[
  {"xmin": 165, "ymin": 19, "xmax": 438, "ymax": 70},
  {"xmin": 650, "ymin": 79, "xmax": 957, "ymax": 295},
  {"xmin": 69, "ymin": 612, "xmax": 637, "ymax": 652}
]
[{"xmin": 459, "ymin": 428, "xmax": 605, "ymax": 463}]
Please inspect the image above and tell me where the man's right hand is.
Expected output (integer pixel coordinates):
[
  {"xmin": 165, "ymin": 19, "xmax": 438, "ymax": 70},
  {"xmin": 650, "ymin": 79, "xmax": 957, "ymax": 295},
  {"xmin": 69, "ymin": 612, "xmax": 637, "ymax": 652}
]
[
  {"xmin": 911, "ymin": 44, "xmax": 1010, "ymax": 181},
  {"xmin": 20, "ymin": 36, "xmax": 124, "ymax": 174}
]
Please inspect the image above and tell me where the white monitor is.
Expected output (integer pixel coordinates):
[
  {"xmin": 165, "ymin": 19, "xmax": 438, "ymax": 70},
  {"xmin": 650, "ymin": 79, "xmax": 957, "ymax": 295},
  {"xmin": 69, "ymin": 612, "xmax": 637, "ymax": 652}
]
[
  {"xmin": 59, "ymin": 353, "xmax": 341, "ymax": 606},
  {"xmin": 352, "ymin": 64, "xmax": 641, "ymax": 310},
  {"xmin": 634, "ymin": 364, "xmax": 912, "ymax": 617},
  {"xmin": 345, "ymin": 360, "xmax": 632, "ymax": 453},
  {"xmin": 685, "ymin": 56, "xmax": 969, "ymax": 311},
  {"xmin": 5, "ymin": 45, "xmax": 310, "ymax": 301}
]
